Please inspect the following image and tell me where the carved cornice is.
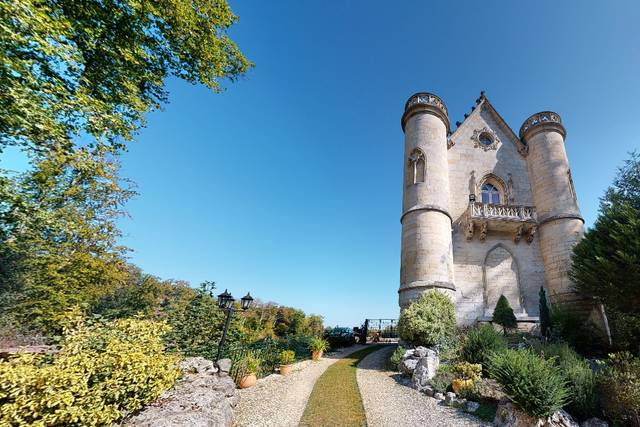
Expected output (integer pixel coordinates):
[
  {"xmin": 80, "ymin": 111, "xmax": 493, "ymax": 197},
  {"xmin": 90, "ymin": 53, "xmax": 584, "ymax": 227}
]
[
  {"xmin": 401, "ymin": 92, "xmax": 450, "ymax": 133},
  {"xmin": 399, "ymin": 280, "xmax": 456, "ymax": 292},
  {"xmin": 519, "ymin": 111, "xmax": 566, "ymax": 141},
  {"xmin": 471, "ymin": 127, "xmax": 501, "ymax": 151},
  {"xmin": 538, "ymin": 213, "xmax": 584, "ymax": 226}
]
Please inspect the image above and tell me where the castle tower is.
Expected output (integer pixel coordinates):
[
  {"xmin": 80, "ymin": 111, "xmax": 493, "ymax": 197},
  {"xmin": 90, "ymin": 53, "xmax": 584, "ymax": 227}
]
[
  {"xmin": 520, "ymin": 112, "xmax": 586, "ymax": 306},
  {"xmin": 399, "ymin": 93, "xmax": 455, "ymax": 308}
]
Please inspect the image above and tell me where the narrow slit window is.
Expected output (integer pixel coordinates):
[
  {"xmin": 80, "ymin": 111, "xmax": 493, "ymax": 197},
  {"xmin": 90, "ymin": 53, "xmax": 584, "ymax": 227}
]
[{"xmin": 409, "ymin": 149, "xmax": 426, "ymax": 184}]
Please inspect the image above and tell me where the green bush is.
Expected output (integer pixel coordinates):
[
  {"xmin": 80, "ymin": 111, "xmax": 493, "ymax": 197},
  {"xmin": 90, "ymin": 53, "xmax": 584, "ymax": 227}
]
[
  {"xmin": 279, "ymin": 350, "xmax": 296, "ymax": 365},
  {"xmin": 598, "ymin": 352, "xmax": 640, "ymax": 427},
  {"xmin": 0, "ymin": 316, "xmax": 180, "ymax": 426},
  {"xmin": 282, "ymin": 334, "xmax": 314, "ymax": 359},
  {"xmin": 397, "ymin": 290, "xmax": 456, "ymax": 348},
  {"xmin": 549, "ymin": 305, "xmax": 597, "ymax": 354},
  {"xmin": 540, "ymin": 343, "xmax": 598, "ymax": 420},
  {"xmin": 488, "ymin": 349, "xmax": 569, "ymax": 418},
  {"xmin": 462, "ymin": 324, "xmax": 507, "ymax": 373},
  {"xmin": 493, "ymin": 295, "xmax": 517, "ymax": 335},
  {"xmin": 453, "ymin": 362, "xmax": 482, "ymax": 381},
  {"xmin": 387, "ymin": 345, "xmax": 405, "ymax": 371},
  {"xmin": 429, "ymin": 366, "xmax": 456, "ymax": 394}
]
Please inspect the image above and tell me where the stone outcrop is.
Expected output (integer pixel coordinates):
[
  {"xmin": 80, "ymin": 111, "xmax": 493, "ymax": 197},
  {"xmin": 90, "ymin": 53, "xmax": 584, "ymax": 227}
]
[
  {"xmin": 494, "ymin": 400, "xmax": 578, "ymax": 427},
  {"xmin": 411, "ymin": 348, "xmax": 439, "ymax": 391},
  {"xmin": 121, "ymin": 357, "xmax": 238, "ymax": 427}
]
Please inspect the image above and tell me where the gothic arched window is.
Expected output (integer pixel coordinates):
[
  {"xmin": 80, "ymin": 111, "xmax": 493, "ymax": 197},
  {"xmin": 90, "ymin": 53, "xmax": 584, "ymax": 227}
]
[
  {"xmin": 409, "ymin": 149, "xmax": 426, "ymax": 184},
  {"xmin": 481, "ymin": 183, "xmax": 501, "ymax": 204}
]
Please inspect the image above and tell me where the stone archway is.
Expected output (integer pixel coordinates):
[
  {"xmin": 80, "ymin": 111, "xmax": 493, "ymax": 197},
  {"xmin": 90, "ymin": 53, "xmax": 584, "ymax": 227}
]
[{"xmin": 483, "ymin": 244, "xmax": 525, "ymax": 316}]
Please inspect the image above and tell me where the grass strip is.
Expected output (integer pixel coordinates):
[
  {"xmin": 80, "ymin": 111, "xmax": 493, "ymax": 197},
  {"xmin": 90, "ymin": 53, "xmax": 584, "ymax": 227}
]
[{"xmin": 299, "ymin": 345, "xmax": 382, "ymax": 427}]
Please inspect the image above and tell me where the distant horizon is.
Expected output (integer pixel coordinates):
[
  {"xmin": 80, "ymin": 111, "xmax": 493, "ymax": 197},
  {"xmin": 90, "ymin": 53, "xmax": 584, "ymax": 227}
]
[{"xmin": 3, "ymin": 0, "xmax": 639, "ymax": 327}]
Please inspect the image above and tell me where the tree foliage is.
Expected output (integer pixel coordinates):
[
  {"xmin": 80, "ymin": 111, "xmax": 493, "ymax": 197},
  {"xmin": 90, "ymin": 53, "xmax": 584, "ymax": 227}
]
[
  {"xmin": 397, "ymin": 290, "xmax": 456, "ymax": 347},
  {"xmin": 0, "ymin": 148, "xmax": 133, "ymax": 332},
  {"xmin": 571, "ymin": 152, "xmax": 640, "ymax": 354},
  {"xmin": 1, "ymin": 0, "xmax": 252, "ymax": 154},
  {"xmin": 493, "ymin": 294, "xmax": 517, "ymax": 335},
  {"xmin": 539, "ymin": 287, "xmax": 551, "ymax": 339}
]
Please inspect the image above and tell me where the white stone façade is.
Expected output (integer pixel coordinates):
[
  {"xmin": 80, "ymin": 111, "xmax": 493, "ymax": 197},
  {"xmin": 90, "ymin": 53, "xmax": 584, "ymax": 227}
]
[{"xmin": 398, "ymin": 92, "xmax": 590, "ymax": 325}]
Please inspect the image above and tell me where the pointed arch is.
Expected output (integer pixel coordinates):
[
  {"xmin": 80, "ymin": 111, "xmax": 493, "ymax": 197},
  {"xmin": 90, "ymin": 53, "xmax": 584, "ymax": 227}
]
[
  {"xmin": 408, "ymin": 148, "xmax": 426, "ymax": 184},
  {"xmin": 476, "ymin": 172, "xmax": 507, "ymax": 205},
  {"xmin": 482, "ymin": 243, "xmax": 526, "ymax": 317}
]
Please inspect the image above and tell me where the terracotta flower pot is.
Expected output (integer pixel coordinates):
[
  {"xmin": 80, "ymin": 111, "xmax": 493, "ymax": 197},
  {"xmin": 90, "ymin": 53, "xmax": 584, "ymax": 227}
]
[
  {"xmin": 452, "ymin": 378, "xmax": 473, "ymax": 394},
  {"xmin": 239, "ymin": 373, "xmax": 257, "ymax": 389},
  {"xmin": 279, "ymin": 364, "xmax": 292, "ymax": 375},
  {"xmin": 311, "ymin": 350, "xmax": 323, "ymax": 361}
]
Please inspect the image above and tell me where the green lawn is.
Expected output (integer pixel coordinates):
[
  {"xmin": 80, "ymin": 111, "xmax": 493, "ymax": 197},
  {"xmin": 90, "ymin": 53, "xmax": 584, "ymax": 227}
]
[{"xmin": 299, "ymin": 345, "xmax": 382, "ymax": 427}]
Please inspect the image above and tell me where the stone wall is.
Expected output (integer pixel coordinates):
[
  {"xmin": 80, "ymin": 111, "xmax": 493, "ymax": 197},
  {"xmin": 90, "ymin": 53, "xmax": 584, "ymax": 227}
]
[{"xmin": 447, "ymin": 100, "xmax": 545, "ymax": 324}]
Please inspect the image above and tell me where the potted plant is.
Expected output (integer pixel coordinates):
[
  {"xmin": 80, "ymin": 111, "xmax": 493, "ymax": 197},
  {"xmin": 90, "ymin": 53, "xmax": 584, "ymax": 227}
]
[
  {"xmin": 279, "ymin": 350, "xmax": 296, "ymax": 375},
  {"xmin": 309, "ymin": 337, "xmax": 329, "ymax": 361},
  {"xmin": 238, "ymin": 355, "xmax": 261, "ymax": 389}
]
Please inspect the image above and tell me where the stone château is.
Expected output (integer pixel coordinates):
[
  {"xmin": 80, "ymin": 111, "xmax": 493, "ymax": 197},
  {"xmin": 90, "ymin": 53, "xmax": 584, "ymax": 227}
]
[{"xmin": 398, "ymin": 91, "xmax": 607, "ymax": 328}]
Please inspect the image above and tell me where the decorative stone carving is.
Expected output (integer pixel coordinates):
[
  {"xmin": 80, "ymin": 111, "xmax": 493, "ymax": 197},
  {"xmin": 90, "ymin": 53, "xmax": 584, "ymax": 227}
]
[
  {"xmin": 519, "ymin": 111, "xmax": 564, "ymax": 139},
  {"xmin": 479, "ymin": 222, "xmax": 488, "ymax": 241},
  {"xmin": 471, "ymin": 126, "xmax": 501, "ymax": 151},
  {"xmin": 514, "ymin": 224, "xmax": 524, "ymax": 243},
  {"xmin": 526, "ymin": 225, "xmax": 537, "ymax": 244},
  {"xmin": 466, "ymin": 220, "xmax": 474, "ymax": 240},
  {"xmin": 404, "ymin": 92, "xmax": 448, "ymax": 116}
]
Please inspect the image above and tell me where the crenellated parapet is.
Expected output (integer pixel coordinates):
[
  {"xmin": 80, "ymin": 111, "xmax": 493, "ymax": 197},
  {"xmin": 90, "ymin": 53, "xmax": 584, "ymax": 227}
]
[
  {"xmin": 401, "ymin": 92, "xmax": 450, "ymax": 133},
  {"xmin": 519, "ymin": 111, "xmax": 566, "ymax": 141}
]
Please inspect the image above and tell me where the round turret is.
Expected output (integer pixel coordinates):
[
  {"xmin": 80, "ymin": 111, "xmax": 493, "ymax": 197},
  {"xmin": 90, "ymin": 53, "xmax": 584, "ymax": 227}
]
[
  {"xmin": 399, "ymin": 92, "xmax": 455, "ymax": 309},
  {"xmin": 521, "ymin": 111, "xmax": 583, "ymax": 305}
]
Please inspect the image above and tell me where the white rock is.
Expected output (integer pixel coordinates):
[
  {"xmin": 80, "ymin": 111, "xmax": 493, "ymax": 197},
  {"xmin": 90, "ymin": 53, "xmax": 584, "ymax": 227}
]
[
  {"xmin": 434, "ymin": 392, "xmax": 445, "ymax": 400},
  {"xmin": 494, "ymin": 400, "xmax": 579, "ymax": 427},
  {"xmin": 122, "ymin": 357, "xmax": 237, "ymax": 427},
  {"xmin": 414, "ymin": 346, "xmax": 429, "ymax": 358},
  {"xmin": 411, "ymin": 350, "xmax": 439, "ymax": 391},
  {"xmin": 445, "ymin": 392, "xmax": 456, "ymax": 406},
  {"xmin": 466, "ymin": 401, "xmax": 481, "ymax": 413},
  {"xmin": 399, "ymin": 358, "xmax": 418, "ymax": 375}
]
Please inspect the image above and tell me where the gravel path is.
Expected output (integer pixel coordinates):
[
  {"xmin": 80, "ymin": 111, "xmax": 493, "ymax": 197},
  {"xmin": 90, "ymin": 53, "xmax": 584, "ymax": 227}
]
[
  {"xmin": 234, "ymin": 345, "xmax": 365, "ymax": 427},
  {"xmin": 357, "ymin": 346, "xmax": 492, "ymax": 427}
]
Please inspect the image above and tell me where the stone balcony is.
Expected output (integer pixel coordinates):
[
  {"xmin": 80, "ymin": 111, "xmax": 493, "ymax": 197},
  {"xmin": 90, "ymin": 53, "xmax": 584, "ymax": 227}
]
[{"xmin": 466, "ymin": 202, "xmax": 538, "ymax": 243}]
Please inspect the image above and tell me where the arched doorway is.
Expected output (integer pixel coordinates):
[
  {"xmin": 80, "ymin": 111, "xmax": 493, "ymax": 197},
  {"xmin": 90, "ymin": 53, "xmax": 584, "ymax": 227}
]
[{"xmin": 483, "ymin": 244, "xmax": 524, "ymax": 317}]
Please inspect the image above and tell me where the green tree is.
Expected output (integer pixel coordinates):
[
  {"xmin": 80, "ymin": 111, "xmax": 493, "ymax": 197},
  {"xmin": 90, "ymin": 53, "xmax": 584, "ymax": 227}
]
[
  {"xmin": 539, "ymin": 287, "xmax": 551, "ymax": 339},
  {"xmin": 1, "ymin": 0, "xmax": 251, "ymax": 155},
  {"xmin": 0, "ymin": 148, "xmax": 134, "ymax": 332},
  {"xmin": 493, "ymin": 295, "xmax": 517, "ymax": 335},
  {"xmin": 571, "ymin": 152, "xmax": 640, "ymax": 354}
]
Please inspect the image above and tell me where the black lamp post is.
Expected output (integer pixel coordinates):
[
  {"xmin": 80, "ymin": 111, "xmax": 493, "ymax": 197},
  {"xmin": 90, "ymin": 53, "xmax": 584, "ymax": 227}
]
[{"xmin": 215, "ymin": 289, "xmax": 254, "ymax": 362}]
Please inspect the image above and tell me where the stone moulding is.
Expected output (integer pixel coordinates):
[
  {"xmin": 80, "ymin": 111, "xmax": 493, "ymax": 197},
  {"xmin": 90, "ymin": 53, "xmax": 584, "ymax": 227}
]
[
  {"xmin": 399, "ymin": 280, "xmax": 456, "ymax": 292},
  {"xmin": 401, "ymin": 92, "xmax": 450, "ymax": 133},
  {"xmin": 519, "ymin": 111, "xmax": 566, "ymax": 140},
  {"xmin": 471, "ymin": 127, "xmax": 501, "ymax": 151},
  {"xmin": 400, "ymin": 204, "xmax": 452, "ymax": 223},
  {"xmin": 538, "ymin": 212, "xmax": 584, "ymax": 226}
]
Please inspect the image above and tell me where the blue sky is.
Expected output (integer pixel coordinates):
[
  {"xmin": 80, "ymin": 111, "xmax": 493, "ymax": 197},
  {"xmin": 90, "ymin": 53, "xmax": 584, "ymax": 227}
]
[{"xmin": 4, "ymin": 1, "xmax": 640, "ymax": 327}]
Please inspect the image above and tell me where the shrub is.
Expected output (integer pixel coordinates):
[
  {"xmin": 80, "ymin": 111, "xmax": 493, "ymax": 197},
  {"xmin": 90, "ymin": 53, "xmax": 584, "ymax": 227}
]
[
  {"xmin": 539, "ymin": 287, "xmax": 551, "ymax": 339},
  {"xmin": 387, "ymin": 345, "xmax": 405, "ymax": 371},
  {"xmin": 279, "ymin": 350, "xmax": 296, "ymax": 365},
  {"xmin": 429, "ymin": 366, "xmax": 456, "ymax": 394},
  {"xmin": 540, "ymin": 343, "xmax": 598, "ymax": 420},
  {"xmin": 240, "ymin": 354, "xmax": 261, "ymax": 374},
  {"xmin": 453, "ymin": 362, "xmax": 482, "ymax": 381},
  {"xmin": 462, "ymin": 324, "xmax": 507, "ymax": 372},
  {"xmin": 397, "ymin": 290, "xmax": 456, "ymax": 348},
  {"xmin": 282, "ymin": 334, "xmax": 314, "ymax": 359},
  {"xmin": 309, "ymin": 337, "xmax": 329, "ymax": 352},
  {"xmin": 549, "ymin": 305, "xmax": 597, "ymax": 354},
  {"xmin": 493, "ymin": 295, "xmax": 517, "ymax": 335},
  {"xmin": 488, "ymin": 349, "xmax": 568, "ymax": 418},
  {"xmin": 0, "ymin": 316, "xmax": 180, "ymax": 427},
  {"xmin": 598, "ymin": 352, "xmax": 640, "ymax": 427}
]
